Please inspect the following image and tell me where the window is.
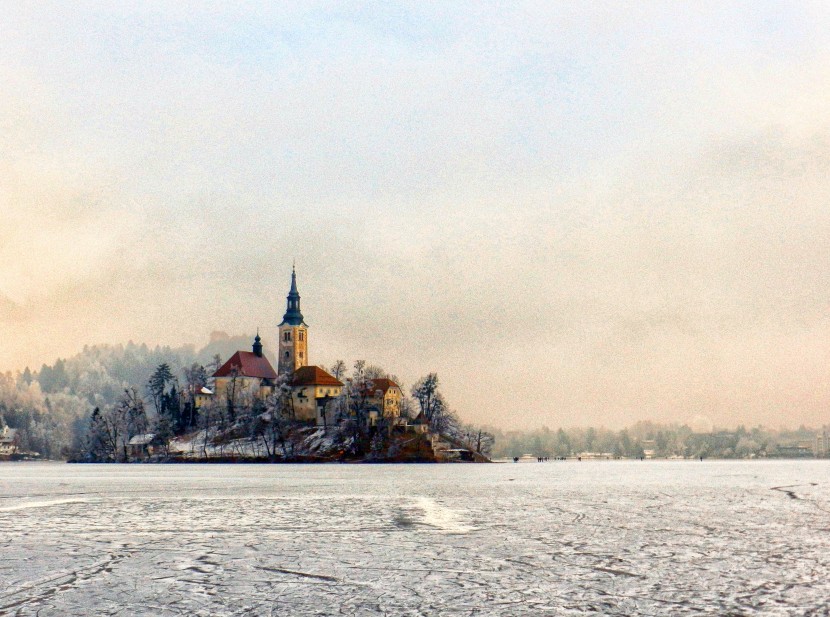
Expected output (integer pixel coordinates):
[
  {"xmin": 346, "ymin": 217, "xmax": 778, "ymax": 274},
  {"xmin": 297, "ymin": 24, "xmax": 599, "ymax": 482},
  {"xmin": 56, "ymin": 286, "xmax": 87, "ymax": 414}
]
[
  {"xmin": 299, "ymin": 331, "xmax": 304, "ymax": 342},
  {"xmin": 283, "ymin": 331, "xmax": 291, "ymax": 342},
  {"xmin": 284, "ymin": 351, "xmax": 289, "ymax": 358},
  {"xmin": 299, "ymin": 352, "xmax": 303, "ymax": 359}
]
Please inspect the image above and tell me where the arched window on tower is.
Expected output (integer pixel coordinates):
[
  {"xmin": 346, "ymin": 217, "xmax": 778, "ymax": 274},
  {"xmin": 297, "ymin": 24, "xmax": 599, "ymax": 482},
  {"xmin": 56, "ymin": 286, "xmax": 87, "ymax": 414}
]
[
  {"xmin": 299, "ymin": 331, "xmax": 304, "ymax": 342},
  {"xmin": 284, "ymin": 331, "xmax": 291, "ymax": 342}
]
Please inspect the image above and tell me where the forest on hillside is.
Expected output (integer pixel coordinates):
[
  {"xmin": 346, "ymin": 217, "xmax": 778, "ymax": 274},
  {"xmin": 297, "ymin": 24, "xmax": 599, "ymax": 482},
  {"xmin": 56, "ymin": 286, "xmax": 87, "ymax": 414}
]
[
  {"xmin": 0, "ymin": 335, "xmax": 490, "ymax": 461},
  {"xmin": 487, "ymin": 423, "xmax": 824, "ymax": 460},
  {"xmin": 0, "ymin": 337, "xmax": 826, "ymax": 461},
  {"xmin": 0, "ymin": 334, "xmax": 253, "ymax": 459}
]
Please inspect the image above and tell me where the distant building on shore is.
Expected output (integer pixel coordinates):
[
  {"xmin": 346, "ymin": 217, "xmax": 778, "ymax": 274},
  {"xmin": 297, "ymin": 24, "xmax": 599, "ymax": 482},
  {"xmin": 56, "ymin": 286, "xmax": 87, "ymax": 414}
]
[
  {"xmin": 0, "ymin": 426, "xmax": 18, "ymax": 457},
  {"xmin": 774, "ymin": 443, "xmax": 814, "ymax": 458},
  {"xmin": 815, "ymin": 428, "xmax": 830, "ymax": 458}
]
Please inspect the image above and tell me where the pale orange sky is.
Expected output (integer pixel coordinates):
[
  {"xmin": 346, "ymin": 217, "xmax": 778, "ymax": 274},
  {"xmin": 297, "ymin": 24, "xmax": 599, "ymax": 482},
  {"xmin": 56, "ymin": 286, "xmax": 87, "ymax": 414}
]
[{"xmin": 2, "ymin": 3, "xmax": 830, "ymax": 429}]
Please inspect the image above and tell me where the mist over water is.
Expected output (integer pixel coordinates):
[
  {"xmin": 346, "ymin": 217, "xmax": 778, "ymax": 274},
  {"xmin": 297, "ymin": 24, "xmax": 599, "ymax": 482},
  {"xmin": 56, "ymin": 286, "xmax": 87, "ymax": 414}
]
[{"xmin": 2, "ymin": 461, "xmax": 829, "ymax": 615}]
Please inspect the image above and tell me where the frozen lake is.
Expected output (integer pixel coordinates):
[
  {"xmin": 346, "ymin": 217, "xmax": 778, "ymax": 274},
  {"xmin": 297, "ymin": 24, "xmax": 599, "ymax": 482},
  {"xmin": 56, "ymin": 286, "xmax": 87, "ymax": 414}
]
[{"xmin": 1, "ymin": 461, "xmax": 829, "ymax": 616}]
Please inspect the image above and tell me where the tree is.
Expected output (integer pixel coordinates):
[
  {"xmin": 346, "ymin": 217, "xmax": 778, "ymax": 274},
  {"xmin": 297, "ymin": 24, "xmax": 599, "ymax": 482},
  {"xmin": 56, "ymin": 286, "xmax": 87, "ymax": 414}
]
[
  {"xmin": 182, "ymin": 363, "xmax": 208, "ymax": 429},
  {"xmin": 411, "ymin": 374, "xmax": 454, "ymax": 434},
  {"xmin": 347, "ymin": 360, "xmax": 372, "ymax": 433},
  {"xmin": 38, "ymin": 359, "xmax": 68, "ymax": 393},
  {"xmin": 197, "ymin": 398, "xmax": 223, "ymax": 459},
  {"xmin": 411, "ymin": 374, "xmax": 438, "ymax": 417},
  {"xmin": 472, "ymin": 428, "xmax": 495, "ymax": 456},
  {"xmin": 554, "ymin": 428, "xmax": 571, "ymax": 457},
  {"xmin": 364, "ymin": 365, "xmax": 400, "ymax": 384},
  {"xmin": 147, "ymin": 363, "xmax": 175, "ymax": 417},
  {"xmin": 222, "ymin": 367, "xmax": 248, "ymax": 424},
  {"xmin": 255, "ymin": 374, "xmax": 295, "ymax": 459},
  {"xmin": 84, "ymin": 407, "xmax": 110, "ymax": 461},
  {"xmin": 330, "ymin": 360, "xmax": 347, "ymax": 381},
  {"xmin": 121, "ymin": 387, "xmax": 148, "ymax": 438},
  {"xmin": 454, "ymin": 424, "xmax": 494, "ymax": 457},
  {"xmin": 161, "ymin": 383, "xmax": 183, "ymax": 436},
  {"xmin": 206, "ymin": 354, "xmax": 222, "ymax": 386}
]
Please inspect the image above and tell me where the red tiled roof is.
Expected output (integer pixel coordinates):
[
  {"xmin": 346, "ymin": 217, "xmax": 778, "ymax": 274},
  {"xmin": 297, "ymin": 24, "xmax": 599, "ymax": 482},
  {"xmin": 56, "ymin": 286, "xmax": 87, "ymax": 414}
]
[
  {"xmin": 213, "ymin": 351, "xmax": 277, "ymax": 380},
  {"xmin": 291, "ymin": 366, "xmax": 344, "ymax": 387},
  {"xmin": 365, "ymin": 378, "xmax": 399, "ymax": 395}
]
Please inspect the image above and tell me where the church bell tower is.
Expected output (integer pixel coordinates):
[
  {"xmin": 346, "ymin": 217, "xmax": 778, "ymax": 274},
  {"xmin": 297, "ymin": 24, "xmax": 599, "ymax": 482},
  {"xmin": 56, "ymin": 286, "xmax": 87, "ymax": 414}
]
[{"xmin": 278, "ymin": 265, "xmax": 308, "ymax": 377}]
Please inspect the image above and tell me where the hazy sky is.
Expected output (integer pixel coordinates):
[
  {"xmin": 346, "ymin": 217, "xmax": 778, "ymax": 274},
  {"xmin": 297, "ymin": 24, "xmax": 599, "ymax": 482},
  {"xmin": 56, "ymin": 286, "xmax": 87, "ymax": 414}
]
[{"xmin": 2, "ymin": 2, "xmax": 830, "ymax": 429}]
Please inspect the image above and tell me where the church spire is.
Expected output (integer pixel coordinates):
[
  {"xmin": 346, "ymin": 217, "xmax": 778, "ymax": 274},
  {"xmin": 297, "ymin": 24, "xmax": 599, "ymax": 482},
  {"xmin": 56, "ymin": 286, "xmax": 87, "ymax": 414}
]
[
  {"xmin": 280, "ymin": 265, "xmax": 305, "ymax": 326},
  {"xmin": 290, "ymin": 262, "xmax": 298, "ymax": 295},
  {"xmin": 252, "ymin": 329, "xmax": 263, "ymax": 357}
]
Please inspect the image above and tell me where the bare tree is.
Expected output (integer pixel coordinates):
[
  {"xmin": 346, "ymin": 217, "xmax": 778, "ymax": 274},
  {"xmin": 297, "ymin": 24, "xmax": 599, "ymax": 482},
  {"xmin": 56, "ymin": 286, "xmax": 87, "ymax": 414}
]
[
  {"xmin": 330, "ymin": 360, "xmax": 347, "ymax": 381},
  {"xmin": 223, "ymin": 366, "xmax": 247, "ymax": 424},
  {"xmin": 410, "ymin": 373, "xmax": 455, "ymax": 434},
  {"xmin": 256, "ymin": 375, "xmax": 295, "ymax": 459},
  {"xmin": 364, "ymin": 364, "xmax": 401, "ymax": 386},
  {"xmin": 197, "ymin": 398, "xmax": 224, "ymax": 459},
  {"xmin": 456, "ymin": 424, "xmax": 495, "ymax": 456}
]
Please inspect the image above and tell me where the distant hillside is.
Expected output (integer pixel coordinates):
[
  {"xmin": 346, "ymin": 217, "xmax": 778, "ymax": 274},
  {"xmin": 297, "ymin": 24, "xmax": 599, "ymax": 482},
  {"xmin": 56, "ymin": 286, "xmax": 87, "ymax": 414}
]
[{"xmin": 1, "ymin": 335, "xmax": 260, "ymax": 459}]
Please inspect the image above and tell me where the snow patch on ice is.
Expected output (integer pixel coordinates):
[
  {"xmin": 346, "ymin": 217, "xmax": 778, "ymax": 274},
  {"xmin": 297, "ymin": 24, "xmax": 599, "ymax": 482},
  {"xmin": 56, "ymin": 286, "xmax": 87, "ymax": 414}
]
[
  {"xmin": 411, "ymin": 496, "xmax": 476, "ymax": 534},
  {"xmin": 0, "ymin": 497, "xmax": 91, "ymax": 512}
]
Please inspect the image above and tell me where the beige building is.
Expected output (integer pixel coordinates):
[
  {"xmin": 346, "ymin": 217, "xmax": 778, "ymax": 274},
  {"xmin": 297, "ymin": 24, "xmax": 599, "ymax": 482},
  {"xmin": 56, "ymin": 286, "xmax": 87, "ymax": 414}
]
[
  {"xmin": 290, "ymin": 365, "xmax": 344, "ymax": 424},
  {"xmin": 211, "ymin": 334, "xmax": 278, "ymax": 407},
  {"xmin": 363, "ymin": 378, "xmax": 404, "ymax": 421},
  {"xmin": 193, "ymin": 386, "xmax": 214, "ymax": 409},
  {"xmin": 277, "ymin": 266, "xmax": 309, "ymax": 377},
  {"xmin": 816, "ymin": 428, "xmax": 830, "ymax": 457},
  {"xmin": 0, "ymin": 426, "xmax": 18, "ymax": 457}
]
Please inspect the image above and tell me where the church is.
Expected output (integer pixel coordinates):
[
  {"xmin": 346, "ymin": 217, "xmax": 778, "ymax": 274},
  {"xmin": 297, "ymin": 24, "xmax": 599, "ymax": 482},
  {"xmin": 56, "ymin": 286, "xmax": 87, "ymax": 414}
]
[{"xmin": 208, "ymin": 267, "xmax": 346, "ymax": 425}]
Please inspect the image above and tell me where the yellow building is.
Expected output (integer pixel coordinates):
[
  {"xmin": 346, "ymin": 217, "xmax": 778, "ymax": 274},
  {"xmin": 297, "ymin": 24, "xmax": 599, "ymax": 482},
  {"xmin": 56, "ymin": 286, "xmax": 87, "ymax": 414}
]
[
  {"xmin": 363, "ymin": 378, "xmax": 404, "ymax": 420},
  {"xmin": 277, "ymin": 266, "xmax": 309, "ymax": 377},
  {"xmin": 290, "ymin": 365, "xmax": 344, "ymax": 424}
]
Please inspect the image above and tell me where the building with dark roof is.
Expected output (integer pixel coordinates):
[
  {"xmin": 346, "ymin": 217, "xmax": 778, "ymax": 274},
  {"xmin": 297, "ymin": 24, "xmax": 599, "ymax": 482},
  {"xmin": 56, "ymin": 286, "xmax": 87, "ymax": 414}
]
[{"xmin": 277, "ymin": 266, "xmax": 309, "ymax": 377}]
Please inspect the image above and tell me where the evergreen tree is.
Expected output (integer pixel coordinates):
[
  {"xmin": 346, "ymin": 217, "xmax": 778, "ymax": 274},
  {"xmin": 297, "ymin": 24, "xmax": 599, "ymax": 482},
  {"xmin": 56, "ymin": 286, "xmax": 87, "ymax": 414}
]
[{"xmin": 147, "ymin": 363, "xmax": 175, "ymax": 417}]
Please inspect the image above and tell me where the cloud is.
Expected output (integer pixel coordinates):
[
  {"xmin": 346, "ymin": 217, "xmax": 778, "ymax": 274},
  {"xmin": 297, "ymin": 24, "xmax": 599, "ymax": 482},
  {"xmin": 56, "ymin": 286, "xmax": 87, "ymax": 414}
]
[{"xmin": 2, "ymin": 3, "xmax": 830, "ymax": 428}]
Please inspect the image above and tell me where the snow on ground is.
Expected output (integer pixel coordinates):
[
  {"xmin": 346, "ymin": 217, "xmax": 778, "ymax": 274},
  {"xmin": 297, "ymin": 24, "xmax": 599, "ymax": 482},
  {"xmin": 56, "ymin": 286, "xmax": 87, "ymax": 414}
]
[
  {"xmin": 167, "ymin": 427, "xmax": 342, "ymax": 459},
  {"xmin": 1, "ymin": 461, "xmax": 829, "ymax": 616}
]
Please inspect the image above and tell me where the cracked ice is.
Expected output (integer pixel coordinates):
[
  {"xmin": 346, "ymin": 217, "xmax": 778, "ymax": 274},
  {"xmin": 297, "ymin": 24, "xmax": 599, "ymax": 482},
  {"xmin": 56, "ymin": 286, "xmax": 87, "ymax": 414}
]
[{"xmin": 1, "ymin": 461, "xmax": 829, "ymax": 616}]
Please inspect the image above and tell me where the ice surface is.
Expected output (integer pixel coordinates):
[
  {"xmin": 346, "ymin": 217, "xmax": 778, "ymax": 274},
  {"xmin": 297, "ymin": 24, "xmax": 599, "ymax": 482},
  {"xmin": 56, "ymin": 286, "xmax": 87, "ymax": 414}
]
[{"xmin": 1, "ymin": 461, "xmax": 829, "ymax": 616}]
